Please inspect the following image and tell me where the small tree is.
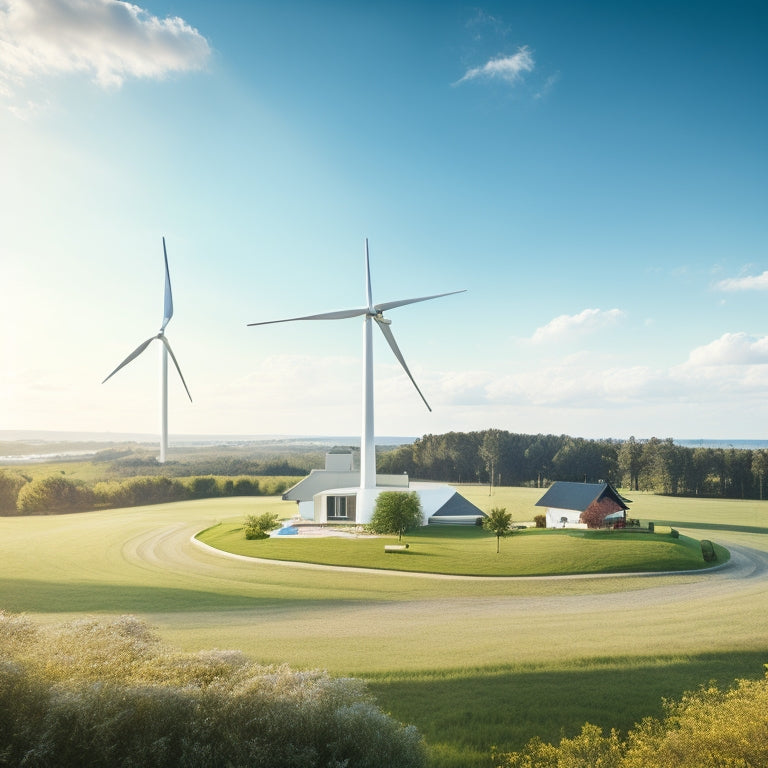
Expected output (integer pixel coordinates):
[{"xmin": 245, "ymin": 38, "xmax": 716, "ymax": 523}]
[
  {"xmin": 483, "ymin": 506, "xmax": 513, "ymax": 553},
  {"xmin": 368, "ymin": 491, "xmax": 422, "ymax": 541},
  {"xmin": 580, "ymin": 497, "xmax": 622, "ymax": 529},
  {"xmin": 244, "ymin": 512, "xmax": 280, "ymax": 540}
]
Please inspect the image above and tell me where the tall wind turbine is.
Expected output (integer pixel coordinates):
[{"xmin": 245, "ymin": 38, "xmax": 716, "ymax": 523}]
[
  {"xmin": 248, "ymin": 239, "xmax": 464, "ymax": 490},
  {"xmin": 103, "ymin": 238, "xmax": 192, "ymax": 463}
]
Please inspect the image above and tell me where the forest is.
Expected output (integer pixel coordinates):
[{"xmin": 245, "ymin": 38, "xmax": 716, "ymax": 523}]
[{"xmin": 377, "ymin": 430, "xmax": 768, "ymax": 499}]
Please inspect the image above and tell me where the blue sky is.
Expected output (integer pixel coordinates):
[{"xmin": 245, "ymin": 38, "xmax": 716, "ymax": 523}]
[{"xmin": 1, "ymin": 0, "xmax": 767, "ymax": 442}]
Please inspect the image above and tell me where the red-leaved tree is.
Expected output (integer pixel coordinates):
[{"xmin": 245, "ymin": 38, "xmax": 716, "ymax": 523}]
[{"xmin": 580, "ymin": 497, "xmax": 623, "ymax": 529}]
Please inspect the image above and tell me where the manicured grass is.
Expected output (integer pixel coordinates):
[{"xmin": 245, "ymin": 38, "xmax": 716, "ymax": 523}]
[
  {"xmin": 199, "ymin": 522, "xmax": 715, "ymax": 575},
  {"xmin": 1, "ymin": 491, "xmax": 767, "ymax": 768}
]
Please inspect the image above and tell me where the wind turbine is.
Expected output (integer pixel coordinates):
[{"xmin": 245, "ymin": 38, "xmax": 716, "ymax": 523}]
[
  {"xmin": 248, "ymin": 238, "xmax": 464, "ymax": 490},
  {"xmin": 103, "ymin": 237, "xmax": 192, "ymax": 463}
]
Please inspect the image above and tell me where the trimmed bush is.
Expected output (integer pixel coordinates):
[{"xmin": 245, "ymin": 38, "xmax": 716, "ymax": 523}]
[{"xmin": 533, "ymin": 514, "xmax": 546, "ymax": 528}]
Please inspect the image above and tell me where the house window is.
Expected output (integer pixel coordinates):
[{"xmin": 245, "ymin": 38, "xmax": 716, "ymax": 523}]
[{"xmin": 327, "ymin": 495, "xmax": 356, "ymax": 520}]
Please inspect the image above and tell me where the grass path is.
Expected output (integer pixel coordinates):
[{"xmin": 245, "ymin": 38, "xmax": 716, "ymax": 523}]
[{"xmin": 1, "ymin": 492, "xmax": 768, "ymax": 766}]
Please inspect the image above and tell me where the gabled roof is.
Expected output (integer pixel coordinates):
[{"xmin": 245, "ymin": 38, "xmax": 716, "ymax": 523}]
[
  {"xmin": 431, "ymin": 492, "xmax": 486, "ymax": 518},
  {"xmin": 534, "ymin": 481, "xmax": 630, "ymax": 513}
]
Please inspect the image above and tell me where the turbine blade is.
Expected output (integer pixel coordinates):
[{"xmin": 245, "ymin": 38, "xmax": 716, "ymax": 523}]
[
  {"xmin": 161, "ymin": 237, "xmax": 173, "ymax": 331},
  {"xmin": 375, "ymin": 319, "xmax": 432, "ymax": 412},
  {"xmin": 247, "ymin": 307, "xmax": 368, "ymax": 326},
  {"xmin": 102, "ymin": 336, "xmax": 156, "ymax": 384},
  {"xmin": 160, "ymin": 336, "xmax": 193, "ymax": 402},
  {"xmin": 365, "ymin": 238, "xmax": 373, "ymax": 311},
  {"xmin": 375, "ymin": 289, "xmax": 466, "ymax": 314}
]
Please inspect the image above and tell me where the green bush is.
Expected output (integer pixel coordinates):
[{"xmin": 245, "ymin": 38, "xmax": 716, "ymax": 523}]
[
  {"xmin": 533, "ymin": 514, "xmax": 546, "ymax": 528},
  {"xmin": 16, "ymin": 476, "xmax": 94, "ymax": 514},
  {"xmin": 0, "ymin": 469, "xmax": 27, "ymax": 514},
  {"xmin": 0, "ymin": 613, "xmax": 427, "ymax": 768},
  {"xmin": 494, "ymin": 669, "xmax": 768, "ymax": 768},
  {"xmin": 244, "ymin": 512, "xmax": 281, "ymax": 540},
  {"xmin": 188, "ymin": 475, "xmax": 218, "ymax": 498},
  {"xmin": 700, "ymin": 539, "xmax": 717, "ymax": 562},
  {"xmin": 233, "ymin": 477, "xmax": 260, "ymax": 495}
]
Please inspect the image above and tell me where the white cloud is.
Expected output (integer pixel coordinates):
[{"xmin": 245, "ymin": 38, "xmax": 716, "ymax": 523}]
[
  {"xmin": 715, "ymin": 270, "xmax": 768, "ymax": 291},
  {"xmin": 455, "ymin": 46, "xmax": 534, "ymax": 86},
  {"xmin": 529, "ymin": 308, "xmax": 625, "ymax": 344},
  {"xmin": 685, "ymin": 332, "xmax": 768, "ymax": 366},
  {"xmin": 0, "ymin": 0, "xmax": 210, "ymax": 91}
]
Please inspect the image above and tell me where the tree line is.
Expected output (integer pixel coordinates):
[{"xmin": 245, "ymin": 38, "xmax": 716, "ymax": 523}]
[
  {"xmin": 377, "ymin": 430, "xmax": 768, "ymax": 499},
  {"xmin": 0, "ymin": 472, "xmax": 299, "ymax": 515}
]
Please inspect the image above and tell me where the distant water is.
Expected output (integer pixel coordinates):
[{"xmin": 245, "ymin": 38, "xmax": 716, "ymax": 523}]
[{"xmin": 675, "ymin": 439, "xmax": 768, "ymax": 450}]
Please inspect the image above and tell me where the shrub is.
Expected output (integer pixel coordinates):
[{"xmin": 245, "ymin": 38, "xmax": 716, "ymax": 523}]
[
  {"xmin": 533, "ymin": 514, "xmax": 546, "ymax": 528},
  {"xmin": 16, "ymin": 476, "xmax": 94, "ymax": 514},
  {"xmin": 701, "ymin": 539, "xmax": 717, "ymax": 562},
  {"xmin": 188, "ymin": 475, "xmax": 218, "ymax": 498},
  {"xmin": 0, "ymin": 469, "xmax": 27, "ymax": 514},
  {"xmin": 244, "ymin": 512, "xmax": 280, "ymax": 540},
  {"xmin": 0, "ymin": 613, "xmax": 427, "ymax": 768},
  {"xmin": 495, "ymin": 723, "xmax": 623, "ymax": 768},
  {"xmin": 233, "ymin": 477, "xmax": 260, "ymax": 495},
  {"xmin": 494, "ymin": 669, "xmax": 768, "ymax": 768}
]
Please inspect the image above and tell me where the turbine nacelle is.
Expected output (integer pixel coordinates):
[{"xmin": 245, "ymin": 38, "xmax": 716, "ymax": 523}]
[{"xmin": 248, "ymin": 238, "xmax": 464, "ymax": 426}]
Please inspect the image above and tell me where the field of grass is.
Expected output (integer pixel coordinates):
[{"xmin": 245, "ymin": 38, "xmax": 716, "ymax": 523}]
[
  {"xmin": 0, "ymin": 488, "xmax": 767, "ymax": 767},
  {"xmin": 200, "ymin": 522, "xmax": 715, "ymax": 576}
]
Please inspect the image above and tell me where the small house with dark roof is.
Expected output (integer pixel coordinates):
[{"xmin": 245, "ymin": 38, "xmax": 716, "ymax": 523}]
[{"xmin": 535, "ymin": 481, "xmax": 630, "ymax": 529}]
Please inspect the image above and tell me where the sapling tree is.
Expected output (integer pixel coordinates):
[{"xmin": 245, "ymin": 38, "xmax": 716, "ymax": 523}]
[
  {"xmin": 483, "ymin": 506, "xmax": 514, "ymax": 553},
  {"xmin": 369, "ymin": 491, "xmax": 422, "ymax": 541}
]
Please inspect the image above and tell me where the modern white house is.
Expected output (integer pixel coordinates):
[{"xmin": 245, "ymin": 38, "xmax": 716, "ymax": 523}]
[
  {"xmin": 282, "ymin": 452, "xmax": 485, "ymax": 526},
  {"xmin": 535, "ymin": 481, "xmax": 630, "ymax": 529}
]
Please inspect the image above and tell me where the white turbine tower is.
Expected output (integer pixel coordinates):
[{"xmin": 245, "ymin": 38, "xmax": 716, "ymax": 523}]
[
  {"xmin": 248, "ymin": 239, "xmax": 464, "ymax": 492},
  {"xmin": 103, "ymin": 238, "xmax": 192, "ymax": 463}
]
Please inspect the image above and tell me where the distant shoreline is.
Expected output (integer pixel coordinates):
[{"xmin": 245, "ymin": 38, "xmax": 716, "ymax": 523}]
[{"xmin": 1, "ymin": 431, "xmax": 766, "ymax": 452}]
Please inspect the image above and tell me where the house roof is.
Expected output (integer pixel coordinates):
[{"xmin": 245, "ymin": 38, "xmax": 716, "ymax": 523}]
[
  {"xmin": 430, "ymin": 492, "xmax": 486, "ymax": 518},
  {"xmin": 534, "ymin": 481, "xmax": 630, "ymax": 513},
  {"xmin": 282, "ymin": 469, "xmax": 409, "ymax": 502}
]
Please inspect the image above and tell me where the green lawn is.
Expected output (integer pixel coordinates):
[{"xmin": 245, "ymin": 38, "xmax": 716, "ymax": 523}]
[
  {"xmin": 0, "ymin": 490, "xmax": 767, "ymax": 768},
  {"xmin": 200, "ymin": 522, "xmax": 716, "ymax": 575}
]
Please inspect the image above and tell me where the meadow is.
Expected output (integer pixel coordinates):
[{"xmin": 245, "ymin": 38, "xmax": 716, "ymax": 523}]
[{"xmin": 0, "ymin": 486, "xmax": 767, "ymax": 767}]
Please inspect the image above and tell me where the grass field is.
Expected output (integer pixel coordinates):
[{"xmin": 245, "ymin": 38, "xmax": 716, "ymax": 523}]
[
  {"xmin": 200, "ymin": 522, "xmax": 716, "ymax": 576},
  {"xmin": 1, "ymin": 488, "xmax": 767, "ymax": 767}
]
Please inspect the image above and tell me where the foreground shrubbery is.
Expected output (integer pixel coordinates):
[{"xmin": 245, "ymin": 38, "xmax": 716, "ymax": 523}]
[
  {"xmin": 0, "ymin": 613, "xmax": 426, "ymax": 768},
  {"xmin": 494, "ymin": 667, "xmax": 768, "ymax": 768}
]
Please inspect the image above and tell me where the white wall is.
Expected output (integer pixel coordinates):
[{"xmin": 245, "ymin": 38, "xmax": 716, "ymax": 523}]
[{"xmin": 545, "ymin": 507, "xmax": 587, "ymax": 529}]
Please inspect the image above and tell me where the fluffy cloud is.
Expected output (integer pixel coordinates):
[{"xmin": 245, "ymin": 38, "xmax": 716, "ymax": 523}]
[
  {"xmin": 715, "ymin": 270, "xmax": 768, "ymax": 291},
  {"xmin": 685, "ymin": 332, "xmax": 768, "ymax": 366},
  {"xmin": 0, "ymin": 0, "xmax": 210, "ymax": 90},
  {"xmin": 455, "ymin": 46, "xmax": 534, "ymax": 86},
  {"xmin": 529, "ymin": 308, "xmax": 625, "ymax": 344}
]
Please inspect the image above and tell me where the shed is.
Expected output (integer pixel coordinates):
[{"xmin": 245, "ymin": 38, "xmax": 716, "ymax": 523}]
[{"xmin": 535, "ymin": 481, "xmax": 630, "ymax": 529}]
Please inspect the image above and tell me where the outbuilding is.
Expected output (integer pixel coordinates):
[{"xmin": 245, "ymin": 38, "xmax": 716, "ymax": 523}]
[{"xmin": 535, "ymin": 481, "xmax": 630, "ymax": 529}]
